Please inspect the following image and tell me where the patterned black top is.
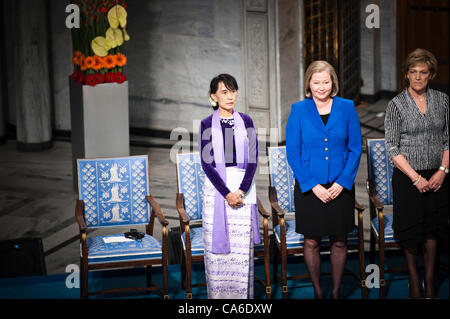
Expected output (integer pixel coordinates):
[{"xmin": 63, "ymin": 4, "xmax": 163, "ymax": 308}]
[
  {"xmin": 384, "ymin": 88, "xmax": 449, "ymax": 170},
  {"xmin": 199, "ymin": 112, "xmax": 258, "ymax": 197}
]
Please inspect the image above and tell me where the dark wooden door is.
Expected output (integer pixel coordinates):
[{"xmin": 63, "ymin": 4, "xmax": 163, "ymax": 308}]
[
  {"xmin": 338, "ymin": 0, "xmax": 360, "ymax": 103},
  {"xmin": 303, "ymin": 0, "xmax": 360, "ymax": 102},
  {"xmin": 397, "ymin": 0, "xmax": 449, "ymax": 93}
]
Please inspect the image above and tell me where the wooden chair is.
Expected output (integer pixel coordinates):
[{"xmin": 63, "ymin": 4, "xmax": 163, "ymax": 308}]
[
  {"xmin": 175, "ymin": 152, "xmax": 272, "ymax": 299},
  {"xmin": 366, "ymin": 138, "xmax": 408, "ymax": 298},
  {"xmin": 75, "ymin": 155, "xmax": 169, "ymax": 299},
  {"xmin": 267, "ymin": 146, "xmax": 367, "ymax": 298}
]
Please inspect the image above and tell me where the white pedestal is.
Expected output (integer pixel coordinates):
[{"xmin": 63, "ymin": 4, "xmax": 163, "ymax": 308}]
[{"xmin": 69, "ymin": 78, "xmax": 130, "ymax": 191}]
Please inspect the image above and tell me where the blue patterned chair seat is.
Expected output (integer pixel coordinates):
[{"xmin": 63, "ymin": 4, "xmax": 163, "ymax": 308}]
[
  {"xmin": 181, "ymin": 227, "xmax": 204, "ymax": 256},
  {"xmin": 86, "ymin": 234, "xmax": 162, "ymax": 264},
  {"xmin": 274, "ymin": 219, "xmax": 360, "ymax": 249},
  {"xmin": 371, "ymin": 213, "xmax": 396, "ymax": 243}
]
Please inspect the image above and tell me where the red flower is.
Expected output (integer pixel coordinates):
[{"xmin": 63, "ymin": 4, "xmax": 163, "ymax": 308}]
[
  {"xmin": 70, "ymin": 70, "xmax": 80, "ymax": 81},
  {"xmin": 101, "ymin": 6, "xmax": 108, "ymax": 13},
  {"xmin": 85, "ymin": 74, "xmax": 98, "ymax": 86},
  {"xmin": 105, "ymin": 72, "xmax": 116, "ymax": 83},
  {"xmin": 77, "ymin": 73, "xmax": 85, "ymax": 84},
  {"xmin": 115, "ymin": 72, "xmax": 127, "ymax": 84},
  {"xmin": 70, "ymin": 70, "xmax": 85, "ymax": 84},
  {"xmin": 95, "ymin": 73, "xmax": 105, "ymax": 84}
]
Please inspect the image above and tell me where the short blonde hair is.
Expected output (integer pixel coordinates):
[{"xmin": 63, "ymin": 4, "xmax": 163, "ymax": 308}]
[
  {"xmin": 304, "ymin": 60, "xmax": 339, "ymax": 98},
  {"xmin": 403, "ymin": 48, "xmax": 438, "ymax": 82}
]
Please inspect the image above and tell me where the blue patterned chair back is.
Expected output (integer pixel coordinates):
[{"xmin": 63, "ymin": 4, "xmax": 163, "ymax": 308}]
[
  {"xmin": 366, "ymin": 138, "xmax": 394, "ymax": 206},
  {"xmin": 77, "ymin": 155, "xmax": 151, "ymax": 228},
  {"xmin": 176, "ymin": 152, "xmax": 205, "ymax": 222},
  {"xmin": 268, "ymin": 146, "xmax": 296, "ymax": 214}
]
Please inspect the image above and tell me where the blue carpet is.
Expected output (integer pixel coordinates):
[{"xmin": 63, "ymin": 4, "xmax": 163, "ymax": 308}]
[{"xmin": 0, "ymin": 252, "xmax": 447, "ymax": 299}]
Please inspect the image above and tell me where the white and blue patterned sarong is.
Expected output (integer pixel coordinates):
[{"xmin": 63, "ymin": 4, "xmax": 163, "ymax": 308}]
[{"xmin": 202, "ymin": 167, "xmax": 256, "ymax": 299}]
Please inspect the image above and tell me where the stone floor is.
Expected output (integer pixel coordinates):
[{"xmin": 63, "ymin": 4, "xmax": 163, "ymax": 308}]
[{"xmin": 0, "ymin": 99, "xmax": 388, "ymax": 275}]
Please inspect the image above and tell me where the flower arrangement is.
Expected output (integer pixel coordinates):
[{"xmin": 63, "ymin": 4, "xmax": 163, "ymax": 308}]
[{"xmin": 70, "ymin": 0, "xmax": 130, "ymax": 86}]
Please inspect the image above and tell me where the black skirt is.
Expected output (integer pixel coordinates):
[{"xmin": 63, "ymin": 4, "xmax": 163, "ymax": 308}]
[
  {"xmin": 392, "ymin": 167, "xmax": 449, "ymax": 254},
  {"xmin": 294, "ymin": 179, "xmax": 356, "ymax": 238}
]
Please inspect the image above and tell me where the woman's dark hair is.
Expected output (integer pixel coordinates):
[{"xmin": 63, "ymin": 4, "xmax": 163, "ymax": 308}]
[{"xmin": 209, "ymin": 74, "xmax": 238, "ymax": 110}]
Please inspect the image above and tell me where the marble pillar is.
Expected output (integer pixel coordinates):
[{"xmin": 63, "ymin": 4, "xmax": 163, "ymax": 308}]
[
  {"xmin": 0, "ymin": 27, "xmax": 4, "ymax": 144},
  {"xmin": 49, "ymin": 0, "xmax": 73, "ymax": 131},
  {"xmin": 3, "ymin": 0, "xmax": 17, "ymax": 128},
  {"xmin": 360, "ymin": 0, "xmax": 396, "ymax": 98},
  {"xmin": 244, "ymin": 0, "xmax": 283, "ymax": 142},
  {"xmin": 15, "ymin": 0, "xmax": 53, "ymax": 151},
  {"xmin": 277, "ymin": 0, "xmax": 301, "ymax": 143},
  {"xmin": 0, "ymin": 59, "xmax": 4, "ymax": 144},
  {"xmin": 360, "ymin": 0, "xmax": 381, "ymax": 97},
  {"xmin": 380, "ymin": 0, "xmax": 397, "ymax": 92},
  {"xmin": 0, "ymin": 2, "xmax": 3, "ymax": 144}
]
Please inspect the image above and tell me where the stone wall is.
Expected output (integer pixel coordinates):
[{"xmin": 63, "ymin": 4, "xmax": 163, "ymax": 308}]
[
  {"xmin": 126, "ymin": 0, "xmax": 246, "ymax": 133},
  {"xmin": 1, "ymin": 0, "xmax": 310, "ymax": 144},
  {"xmin": 360, "ymin": 0, "xmax": 397, "ymax": 97}
]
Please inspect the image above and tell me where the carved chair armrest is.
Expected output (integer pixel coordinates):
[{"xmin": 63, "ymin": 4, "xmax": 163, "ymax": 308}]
[
  {"xmin": 366, "ymin": 180, "xmax": 387, "ymax": 240},
  {"xmin": 176, "ymin": 193, "xmax": 190, "ymax": 225},
  {"xmin": 268, "ymin": 186, "xmax": 286, "ymax": 218},
  {"xmin": 354, "ymin": 200, "xmax": 366, "ymax": 232},
  {"xmin": 366, "ymin": 179, "xmax": 385, "ymax": 212},
  {"xmin": 75, "ymin": 199, "xmax": 87, "ymax": 233},
  {"xmin": 146, "ymin": 195, "xmax": 169, "ymax": 227},
  {"xmin": 257, "ymin": 198, "xmax": 270, "ymax": 218},
  {"xmin": 354, "ymin": 199, "xmax": 365, "ymax": 213}
]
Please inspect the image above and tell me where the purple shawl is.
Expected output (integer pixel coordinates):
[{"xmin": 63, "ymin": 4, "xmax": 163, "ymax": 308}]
[{"xmin": 209, "ymin": 109, "xmax": 260, "ymax": 254}]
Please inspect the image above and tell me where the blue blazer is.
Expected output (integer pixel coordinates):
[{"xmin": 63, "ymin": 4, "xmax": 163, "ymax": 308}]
[{"xmin": 286, "ymin": 96, "xmax": 362, "ymax": 193}]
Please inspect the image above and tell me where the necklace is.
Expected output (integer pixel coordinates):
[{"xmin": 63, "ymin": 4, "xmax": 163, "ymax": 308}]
[
  {"xmin": 315, "ymin": 98, "xmax": 332, "ymax": 114},
  {"xmin": 414, "ymin": 94, "xmax": 425, "ymax": 102},
  {"xmin": 409, "ymin": 88, "xmax": 425, "ymax": 103}
]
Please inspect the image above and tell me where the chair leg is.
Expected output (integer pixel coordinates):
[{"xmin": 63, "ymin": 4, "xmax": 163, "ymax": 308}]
[
  {"xmin": 379, "ymin": 242, "xmax": 386, "ymax": 298},
  {"xmin": 186, "ymin": 255, "xmax": 193, "ymax": 299},
  {"xmin": 370, "ymin": 231, "xmax": 375, "ymax": 265},
  {"xmin": 281, "ymin": 248, "xmax": 288, "ymax": 299},
  {"xmin": 80, "ymin": 259, "xmax": 88, "ymax": 299},
  {"xmin": 146, "ymin": 265, "xmax": 153, "ymax": 287},
  {"xmin": 262, "ymin": 245, "xmax": 272, "ymax": 299},
  {"xmin": 358, "ymin": 245, "xmax": 368, "ymax": 298},
  {"xmin": 181, "ymin": 251, "xmax": 186, "ymax": 290},
  {"xmin": 264, "ymin": 254, "xmax": 271, "ymax": 299},
  {"xmin": 163, "ymin": 259, "xmax": 169, "ymax": 299}
]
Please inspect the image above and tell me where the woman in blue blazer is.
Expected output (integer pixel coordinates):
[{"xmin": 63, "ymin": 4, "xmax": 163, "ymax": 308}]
[{"xmin": 286, "ymin": 61, "xmax": 362, "ymax": 299}]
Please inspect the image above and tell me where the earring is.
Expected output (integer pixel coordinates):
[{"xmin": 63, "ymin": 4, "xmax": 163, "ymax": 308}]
[{"xmin": 209, "ymin": 97, "xmax": 217, "ymax": 107}]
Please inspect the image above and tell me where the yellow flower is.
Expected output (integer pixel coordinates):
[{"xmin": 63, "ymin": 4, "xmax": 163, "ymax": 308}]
[
  {"xmin": 106, "ymin": 27, "xmax": 124, "ymax": 48},
  {"xmin": 91, "ymin": 36, "xmax": 111, "ymax": 57},
  {"xmin": 122, "ymin": 28, "xmax": 130, "ymax": 41},
  {"xmin": 107, "ymin": 5, "xmax": 127, "ymax": 29}
]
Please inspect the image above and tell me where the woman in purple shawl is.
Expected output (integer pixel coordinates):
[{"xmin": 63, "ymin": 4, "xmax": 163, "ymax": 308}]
[{"xmin": 199, "ymin": 74, "xmax": 259, "ymax": 299}]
